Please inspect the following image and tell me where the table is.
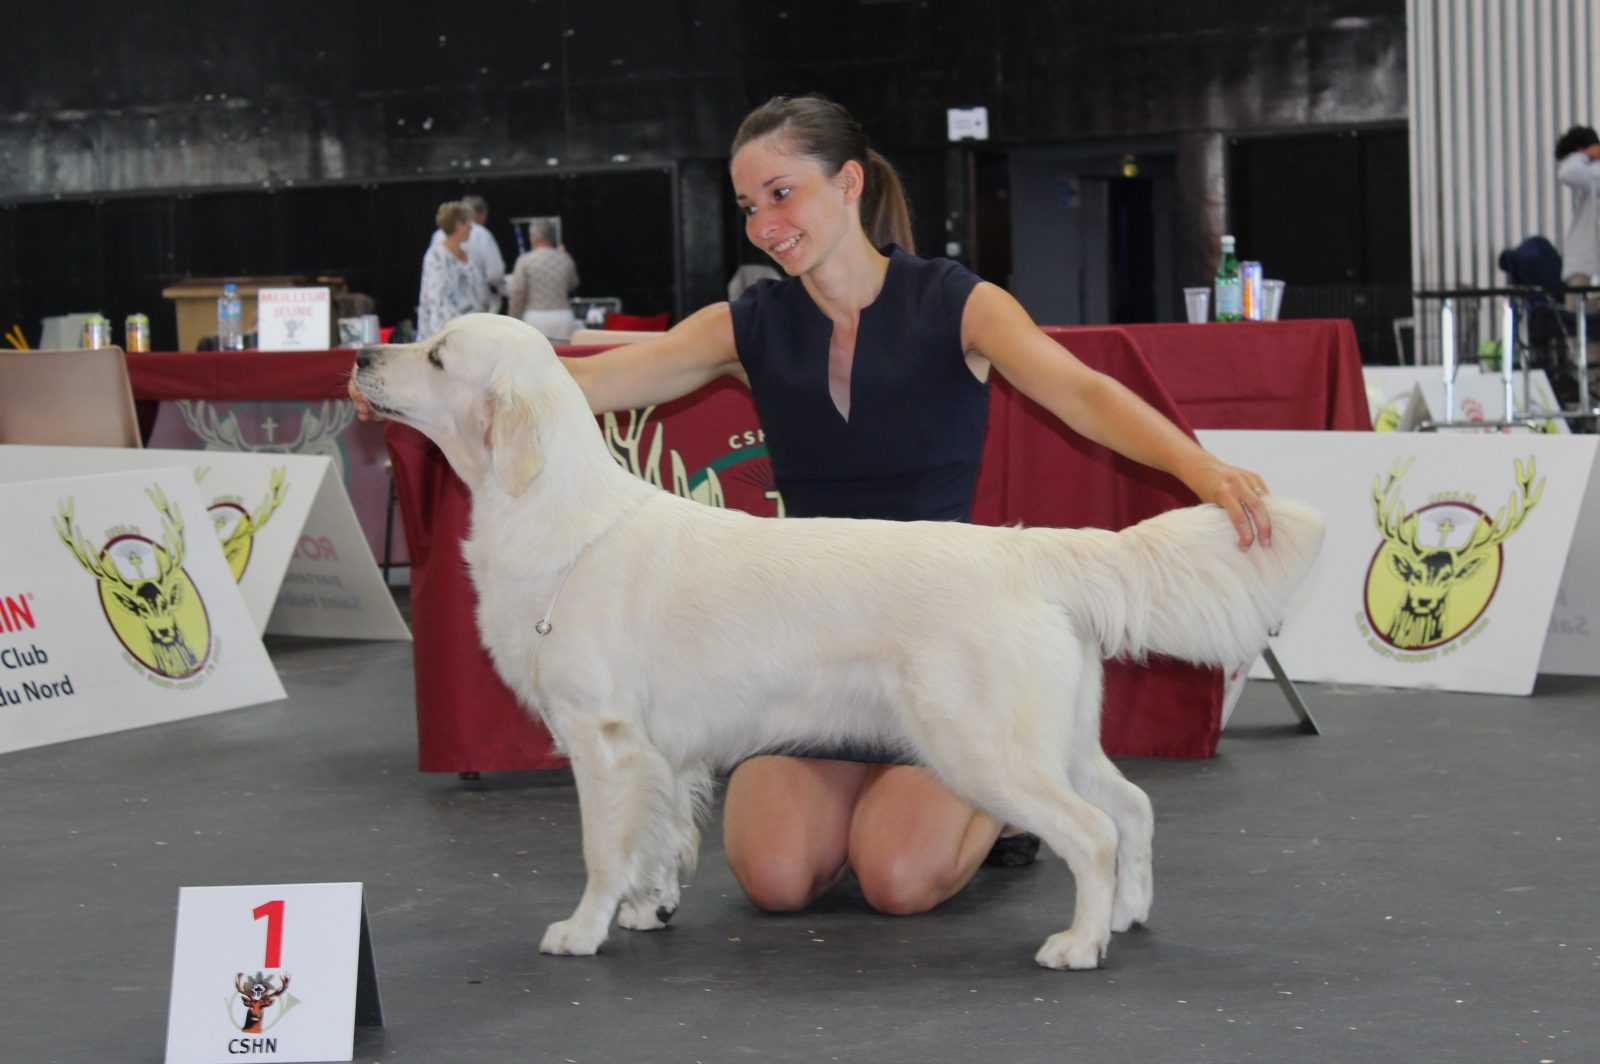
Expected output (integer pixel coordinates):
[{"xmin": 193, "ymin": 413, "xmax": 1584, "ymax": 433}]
[
  {"xmin": 1098, "ymin": 320, "xmax": 1373, "ymax": 431},
  {"xmin": 125, "ymin": 350, "xmax": 397, "ymax": 563},
  {"xmin": 388, "ymin": 327, "xmax": 1226, "ymax": 772}
]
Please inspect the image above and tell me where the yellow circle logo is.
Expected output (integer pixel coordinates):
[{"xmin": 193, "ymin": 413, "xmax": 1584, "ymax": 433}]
[
  {"xmin": 1364, "ymin": 502, "xmax": 1501, "ymax": 650},
  {"xmin": 209, "ymin": 502, "xmax": 254, "ymax": 582},
  {"xmin": 95, "ymin": 535, "xmax": 212, "ymax": 679}
]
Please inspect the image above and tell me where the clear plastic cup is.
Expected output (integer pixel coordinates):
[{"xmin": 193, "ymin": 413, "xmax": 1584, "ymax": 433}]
[
  {"xmin": 1183, "ymin": 287, "xmax": 1210, "ymax": 324},
  {"xmin": 1261, "ymin": 279, "xmax": 1286, "ymax": 321}
]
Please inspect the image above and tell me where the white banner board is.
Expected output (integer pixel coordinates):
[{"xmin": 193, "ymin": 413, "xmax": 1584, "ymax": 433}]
[
  {"xmin": 0, "ymin": 468, "xmax": 284, "ymax": 754},
  {"xmin": 0, "ymin": 447, "xmax": 409, "ymax": 642},
  {"xmin": 1539, "ymin": 449, "xmax": 1600, "ymax": 675},
  {"xmin": 1198, "ymin": 431, "xmax": 1597, "ymax": 695},
  {"xmin": 1364, "ymin": 366, "xmax": 1569, "ymax": 433},
  {"xmin": 165, "ymin": 882, "xmax": 381, "ymax": 1064}
]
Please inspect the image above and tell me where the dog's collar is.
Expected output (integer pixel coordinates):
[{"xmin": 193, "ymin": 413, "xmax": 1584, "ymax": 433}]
[{"xmin": 535, "ymin": 493, "xmax": 655, "ymax": 637}]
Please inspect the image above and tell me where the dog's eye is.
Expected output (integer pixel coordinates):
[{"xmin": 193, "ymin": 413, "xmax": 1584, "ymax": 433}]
[{"xmin": 427, "ymin": 347, "xmax": 444, "ymax": 369}]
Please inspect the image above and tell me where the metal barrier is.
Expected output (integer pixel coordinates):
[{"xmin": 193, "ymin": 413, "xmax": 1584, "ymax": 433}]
[{"xmin": 1412, "ymin": 286, "xmax": 1598, "ymax": 430}]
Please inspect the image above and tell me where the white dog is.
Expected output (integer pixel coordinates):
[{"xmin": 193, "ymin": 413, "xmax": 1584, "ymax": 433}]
[{"xmin": 354, "ymin": 314, "xmax": 1324, "ymax": 970}]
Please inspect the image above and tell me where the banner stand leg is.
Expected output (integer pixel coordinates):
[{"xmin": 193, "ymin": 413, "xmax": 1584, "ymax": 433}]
[{"xmin": 1261, "ymin": 647, "xmax": 1320, "ymax": 735}]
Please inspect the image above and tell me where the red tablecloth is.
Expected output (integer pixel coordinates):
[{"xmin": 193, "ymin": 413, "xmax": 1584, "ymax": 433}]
[
  {"xmin": 127, "ymin": 350, "xmax": 353, "ymax": 401},
  {"xmin": 1096, "ymin": 320, "xmax": 1373, "ymax": 431},
  {"xmin": 388, "ymin": 327, "xmax": 1226, "ymax": 772}
]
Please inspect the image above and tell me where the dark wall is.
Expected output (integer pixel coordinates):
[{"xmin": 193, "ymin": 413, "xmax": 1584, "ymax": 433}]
[{"xmin": 0, "ymin": 0, "xmax": 1408, "ymax": 345}]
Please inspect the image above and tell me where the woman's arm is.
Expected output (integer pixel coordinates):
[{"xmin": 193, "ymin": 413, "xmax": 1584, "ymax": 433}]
[
  {"xmin": 962, "ymin": 282, "xmax": 1272, "ymax": 547},
  {"xmin": 560, "ymin": 301, "xmax": 744, "ymax": 415},
  {"xmin": 1558, "ymin": 151, "xmax": 1600, "ymax": 192}
]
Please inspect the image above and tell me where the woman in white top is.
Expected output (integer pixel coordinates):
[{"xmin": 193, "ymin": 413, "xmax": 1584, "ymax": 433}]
[
  {"xmin": 1557, "ymin": 125, "xmax": 1600, "ymax": 300},
  {"xmin": 417, "ymin": 201, "xmax": 490, "ymax": 339}
]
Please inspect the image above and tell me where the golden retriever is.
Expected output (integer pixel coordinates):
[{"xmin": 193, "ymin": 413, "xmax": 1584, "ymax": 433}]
[{"xmin": 353, "ymin": 314, "xmax": 1324, "ymax": 969}]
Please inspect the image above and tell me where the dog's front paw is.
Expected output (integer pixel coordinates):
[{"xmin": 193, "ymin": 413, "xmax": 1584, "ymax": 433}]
[
  {"xmin": 540, "ymin": 918, "xmax": 606, "ymax": 956},
  {"xmin": 617, "ymin": 897, "xmax": 675, "ymax": 931},
  {"xmin": 1034, "ymin": 929, "xmax": 1107, "ymax": 971}
]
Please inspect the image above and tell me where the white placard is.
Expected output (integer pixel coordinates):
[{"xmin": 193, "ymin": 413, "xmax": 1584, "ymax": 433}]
[
  {"xmin": 164, "ymin": 882, "xmax": 382, "ymax": 1064},
  {"xmin": 1198, "ymin": 431, "xmax": 1597, "ymax": 695},
  {"xmin": 265, "ymin": 459, "xmax": 411, "ymax": 641},
  {"xmin": 1364, "ymin": 366, "xmax": 1570, "ymax": 433},
  {"xmin": 256, "ymin": 288, "xmax": 331, "ymax": 352},
  {"xmin": 1539, "ymin": 449, "xmax": 1600, "ymax": 674},
  {"xmin": 0, "ymin": 468, "xmax": 284, "ymax": 754},
  {"xmin": 946, "ymin": 106, "xmax": 989, "ymax": 141},
  {"xmin": 0, "ymin": 447, "xmax": 410, "ymax": 642}
]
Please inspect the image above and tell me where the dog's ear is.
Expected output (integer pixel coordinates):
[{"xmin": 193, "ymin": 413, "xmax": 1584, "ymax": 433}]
[{"xmin": 487, "ymin": 375, "xmax": 546, "ymax": 496}]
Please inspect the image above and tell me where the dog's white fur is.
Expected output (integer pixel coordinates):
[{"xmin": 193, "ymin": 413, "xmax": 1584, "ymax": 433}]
[{"xmin": 356, "ymin": 314, "xmax": 1325, "ymax": 970}]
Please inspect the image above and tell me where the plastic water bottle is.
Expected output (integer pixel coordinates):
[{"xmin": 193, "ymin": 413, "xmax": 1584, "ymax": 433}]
[{"xmin": 217, "ymin": 283, "xmax": 244, "ymax": 350}]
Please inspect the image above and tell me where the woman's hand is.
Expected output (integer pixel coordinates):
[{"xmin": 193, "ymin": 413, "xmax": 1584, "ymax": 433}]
[
  {"xmin": 1185, "ymin": 458, "xmax": 1272, "ymax": 549},
  {"xmin": 348, "ymin": 375, "xmax": 376, "ymax": 421}
]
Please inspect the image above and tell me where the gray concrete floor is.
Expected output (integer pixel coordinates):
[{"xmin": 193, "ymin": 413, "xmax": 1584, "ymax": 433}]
[{"xmin": 2, "ymin": 622, "xmax": 1597, "ymax": 1063}]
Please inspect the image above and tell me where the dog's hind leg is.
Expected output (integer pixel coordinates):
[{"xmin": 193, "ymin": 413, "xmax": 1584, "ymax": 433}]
[
  {"xmin": 540, "ymin": 718, "xmax": 674, "ymax": 955},
  {"xmin": 1066, "ymin": 649, "xmax": 1154, "ymax": 933},
  {"xmin": 911, "ymin": 707, "xmax": 1117, "ymax": 968}
]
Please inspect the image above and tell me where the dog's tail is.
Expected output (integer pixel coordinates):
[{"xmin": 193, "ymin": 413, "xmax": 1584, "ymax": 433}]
[{"xmin": 1030, "ymin": 497, "xmax": 1326, "ymax": 666}]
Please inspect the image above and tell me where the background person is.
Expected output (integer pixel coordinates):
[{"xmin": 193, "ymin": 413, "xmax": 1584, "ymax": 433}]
[
  {"xmin": 431, "ymin": 194, "xmax": 507, "ymax": 312},
  {"xmin": 1556, "ymin": 125, "xmax": 1600, "ymax": 307},
  {"xmin": 508, "ymin": 219, "xmax": 581, "ymax": 341},
  {"xmin": 417, "ymin": 201, "xmax": 490, "ymax": 340}
]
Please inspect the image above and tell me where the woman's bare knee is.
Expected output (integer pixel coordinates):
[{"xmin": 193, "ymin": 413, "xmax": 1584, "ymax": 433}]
[{"xmin": 722, "ymin": 756, "xmax": 871, "ymax": 912}]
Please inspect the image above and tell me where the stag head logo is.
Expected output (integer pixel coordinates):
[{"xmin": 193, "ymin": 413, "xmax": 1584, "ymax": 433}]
[
  {"xmin": 205, "ymin": 466, "xmax": 289, "ymax": 582},
  {"xmin": 54, "ymin": 486, "xmax": 212, "ymax": 679},
  {"xmin": 603, "ymin": 407, "xmax": 729, "ymax": 509},
  {"xmin": 1363, "ymin": 457, "xmax": 1544, "ymax": 651},
  {"xmin": 178, "ymin": 400, "xmax": 355, "ymax": 465},
  {"xmin": 233, "ymin": 971, "xmax": 292, "ymax": 1033}
]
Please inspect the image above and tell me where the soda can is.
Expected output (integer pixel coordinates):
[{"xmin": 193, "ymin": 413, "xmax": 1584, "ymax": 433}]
[
  {"xmin": 1241, "ymin": 262, "xmax": 1263, "ymax": 321},
  {"xmin": 81, "ymin": 314, "xmax": 111, "ymax": 349},
  {"xmin": 125, "ymin": 313, "xmax": 150, "ymax": 352}
]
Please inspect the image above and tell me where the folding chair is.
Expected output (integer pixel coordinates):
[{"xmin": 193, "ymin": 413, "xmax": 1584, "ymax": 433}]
[{"xmin": 0, "ymin": 347, "xmax": 143, "ymax": 447}]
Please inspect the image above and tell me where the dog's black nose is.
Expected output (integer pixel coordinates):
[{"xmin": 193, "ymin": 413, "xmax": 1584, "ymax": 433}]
[{"xmin": 355, "ymin": 347, "xmax": 377, "ymax": 369}]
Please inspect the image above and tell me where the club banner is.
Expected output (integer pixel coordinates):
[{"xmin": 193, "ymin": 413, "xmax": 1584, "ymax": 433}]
[
  {"xmin": 0, "ymin": 447, "xmax": 409, "ymax": 642},
  {"xmin": 1364, "ymin": 366, "xmax": 1569, "ymax": 434},
  {"xmin": 1197, "ymin": 431, "xmax": 1597, "ymax": 695},
  {"xmin": 0, "ymin": 467, "xmax": 284, "ymax": 754}
]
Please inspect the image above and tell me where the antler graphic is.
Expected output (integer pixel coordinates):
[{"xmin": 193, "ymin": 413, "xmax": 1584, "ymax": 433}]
[
  {"xmin": 144, "ymin": 486, "xmax": 186, "ymax": 585},
  {"xmin": 1459, "ymin": 456, "xmax": 1544, "ymax": 557},
  {"xmin": 54, "ymin": 500, "xmax": 136, "ymax": 590},
  {"xmin": 1371, "ymin": 457, "xmax": 1422, "ymax": 556},
  {"xmin": 282, "ymin": 400, "xmax": 356, "ymax": 453},
  {"xmin": 178, "ymin": 401, "xmax": 250, "ymax": 450}
]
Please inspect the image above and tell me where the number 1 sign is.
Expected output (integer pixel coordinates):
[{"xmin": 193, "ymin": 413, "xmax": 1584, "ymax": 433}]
[{"xmin": 164, "ymin": 883, "xmax": 382, "ymax": 1063}]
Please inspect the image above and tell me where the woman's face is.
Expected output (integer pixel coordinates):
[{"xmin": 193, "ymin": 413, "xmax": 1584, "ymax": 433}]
[{"xmin": 731, "ymin": 134, "xmax": 857, "ymax": 275}]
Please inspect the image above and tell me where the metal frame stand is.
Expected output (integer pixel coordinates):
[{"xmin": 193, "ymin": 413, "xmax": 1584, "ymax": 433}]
[
  {"xmin": 1414, "ymin": 285, "xmax": 1600, "ymax": 429},
  {"xmin": 1261, "ymin": 647, "xmax": 1320, "ymax": 734}
]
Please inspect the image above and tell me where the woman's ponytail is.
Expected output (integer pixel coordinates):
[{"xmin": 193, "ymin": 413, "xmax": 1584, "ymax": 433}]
[{"xmin": 862, "ymin": 149, "xmax": 914, "ymax": 253}]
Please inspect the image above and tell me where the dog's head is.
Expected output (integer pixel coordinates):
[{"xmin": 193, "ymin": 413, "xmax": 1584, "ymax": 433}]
[{"xmin": 353, "ymin": 313, "xmax": 573, "ymax": 496}]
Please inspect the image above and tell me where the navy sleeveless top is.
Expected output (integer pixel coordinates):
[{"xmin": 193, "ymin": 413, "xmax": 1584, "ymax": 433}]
[{"xmin": 729, "ymin": 246, "xmax": 988, "ymax": 522}]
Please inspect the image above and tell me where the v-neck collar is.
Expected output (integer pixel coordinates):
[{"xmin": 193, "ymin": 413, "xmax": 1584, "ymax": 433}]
[{"xmin": 806, "ymin": 246, "xmax": 903, "ymax": 426}]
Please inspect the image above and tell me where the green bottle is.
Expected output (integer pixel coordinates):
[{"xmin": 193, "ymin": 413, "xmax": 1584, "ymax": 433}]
[{"xmin": 1214, "ymin": 234, "xmax": 1242, "ymax": 322}]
